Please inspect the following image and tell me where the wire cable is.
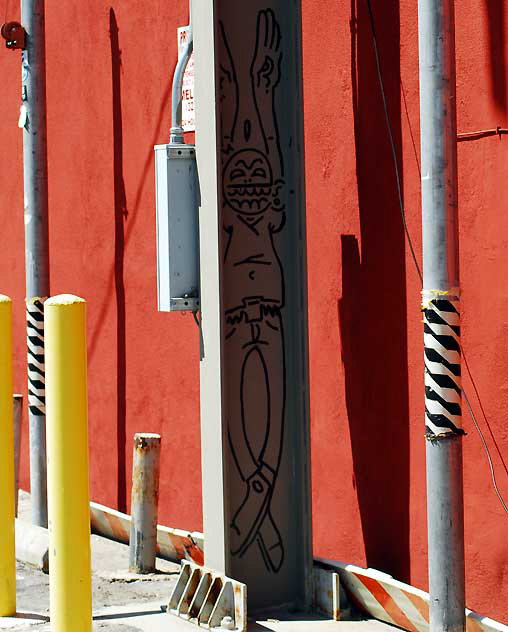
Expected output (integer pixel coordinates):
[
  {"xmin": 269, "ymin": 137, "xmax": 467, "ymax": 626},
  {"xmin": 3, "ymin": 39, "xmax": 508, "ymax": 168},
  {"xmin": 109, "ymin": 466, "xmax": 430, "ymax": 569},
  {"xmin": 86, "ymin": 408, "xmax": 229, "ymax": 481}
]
[
  {"xmin": 400, "ymin": 78, "xmax": 421, "ymax": 177},
  {"xmin": 365, "ymin": 0, "xmax": 508, "ymax": 516},
  {"xmin": 463, "ymin": 388, "xmax": 508, "ymax": 515},
  {"xmin": 364, "ymin": 0, "xmax": 422, "ymax": 284}
]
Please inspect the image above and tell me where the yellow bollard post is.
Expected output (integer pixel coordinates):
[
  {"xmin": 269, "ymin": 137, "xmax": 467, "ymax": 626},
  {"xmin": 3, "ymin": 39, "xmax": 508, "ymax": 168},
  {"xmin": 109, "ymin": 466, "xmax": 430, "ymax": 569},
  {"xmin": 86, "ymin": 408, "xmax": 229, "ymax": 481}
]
[
  {"xmin": 0, "ymin": 295, "xmax": 16, "ymax": 616},
  {"xmin": 45, "ymin": 295, "xmax": 91, "ymax": 632}
]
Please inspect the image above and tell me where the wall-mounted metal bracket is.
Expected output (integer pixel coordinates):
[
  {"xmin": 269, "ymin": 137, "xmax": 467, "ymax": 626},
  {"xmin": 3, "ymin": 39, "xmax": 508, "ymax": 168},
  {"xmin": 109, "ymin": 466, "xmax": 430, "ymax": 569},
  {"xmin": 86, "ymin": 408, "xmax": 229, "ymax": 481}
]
[
  {"xmin": 170, "ymin": 297, "xmax": 200, "ymax": 312},
  {"xmin": 168, "ymin": 560, "xmax": 247, "ymax": 631},
  {"xmin": 313, "ymin": 559, "xmax": 351, "ymax": 621}
]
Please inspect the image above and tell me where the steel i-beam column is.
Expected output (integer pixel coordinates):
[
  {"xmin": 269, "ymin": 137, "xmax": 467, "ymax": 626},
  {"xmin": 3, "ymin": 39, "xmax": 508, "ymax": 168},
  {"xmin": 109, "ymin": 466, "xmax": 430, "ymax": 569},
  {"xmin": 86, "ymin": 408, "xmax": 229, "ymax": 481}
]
[{"xmin": 194, "ymin": 0, "xmax": 313, "ymax": 611}]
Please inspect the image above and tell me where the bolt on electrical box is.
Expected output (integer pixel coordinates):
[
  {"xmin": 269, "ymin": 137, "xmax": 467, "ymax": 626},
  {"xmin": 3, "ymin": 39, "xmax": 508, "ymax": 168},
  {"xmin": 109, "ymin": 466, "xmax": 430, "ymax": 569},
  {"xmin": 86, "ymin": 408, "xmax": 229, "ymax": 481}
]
[{"xmin": 155, "ymin": 143, "xmax": 200, "ymax": 312}]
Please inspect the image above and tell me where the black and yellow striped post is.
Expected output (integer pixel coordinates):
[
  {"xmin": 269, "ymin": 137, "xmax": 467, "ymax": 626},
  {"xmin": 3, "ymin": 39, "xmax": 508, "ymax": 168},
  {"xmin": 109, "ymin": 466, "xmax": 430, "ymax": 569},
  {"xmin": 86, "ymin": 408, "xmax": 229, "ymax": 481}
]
[{"xmin": 0, "ymin": 295, "xmax": 16, "ymax": 616}]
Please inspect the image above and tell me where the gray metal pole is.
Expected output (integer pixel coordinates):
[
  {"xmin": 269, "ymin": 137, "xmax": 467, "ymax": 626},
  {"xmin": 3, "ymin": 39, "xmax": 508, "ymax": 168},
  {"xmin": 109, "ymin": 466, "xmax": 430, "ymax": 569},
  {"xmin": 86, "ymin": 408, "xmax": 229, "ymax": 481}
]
[
  {"xmin": 13, "ymin": 394, "xmax": 23, "ymax": 517},
  {"xmin": 129, "ymin": 433, "xmax": 161, "ymax": 574},
  {"xmin": 21, "ymin": 0, "xmax": 50, "ymax": 528},
  {"xmin": 418, "ymin": 1, "xmax": 465, "ymax": 631}
]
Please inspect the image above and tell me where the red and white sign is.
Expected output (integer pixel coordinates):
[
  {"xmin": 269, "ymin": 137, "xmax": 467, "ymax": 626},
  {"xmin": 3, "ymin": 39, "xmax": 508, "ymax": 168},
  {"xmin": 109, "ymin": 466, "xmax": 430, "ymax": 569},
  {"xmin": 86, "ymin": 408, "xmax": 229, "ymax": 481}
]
[{"xmin": 178, "ymin": 26, "xmax": 195, "ymax": 132}]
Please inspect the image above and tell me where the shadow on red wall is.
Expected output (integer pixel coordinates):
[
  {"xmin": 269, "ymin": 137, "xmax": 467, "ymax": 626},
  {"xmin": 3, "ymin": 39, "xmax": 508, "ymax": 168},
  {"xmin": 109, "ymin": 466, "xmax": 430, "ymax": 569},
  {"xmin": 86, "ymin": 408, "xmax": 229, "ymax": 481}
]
[
  {"xmin": 110, "ymin": 7, "xmax": 128, "ymax": 512},
  {"xmin": 485, "ymin": 0, "xmax": 507, "ymax": 113},
  {"xmin": 339, "ymin": 0, "xmax": 410, "ymax": 583},
  {"xmin": 105, "ymin": 7, "xmax": 174, "ymax": 511}
]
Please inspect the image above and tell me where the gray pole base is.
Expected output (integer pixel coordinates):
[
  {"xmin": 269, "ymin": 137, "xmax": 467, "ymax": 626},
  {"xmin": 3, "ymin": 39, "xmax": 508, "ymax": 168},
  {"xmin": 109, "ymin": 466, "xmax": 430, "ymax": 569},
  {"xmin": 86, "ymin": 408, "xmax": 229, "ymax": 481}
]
[
  {"xmin": 426, "ymin": 437, "xmax": 465, "ymax": 632},
  {"xmin": 29, "ymin": 414, "xmax": 48, "ymax": 528}
]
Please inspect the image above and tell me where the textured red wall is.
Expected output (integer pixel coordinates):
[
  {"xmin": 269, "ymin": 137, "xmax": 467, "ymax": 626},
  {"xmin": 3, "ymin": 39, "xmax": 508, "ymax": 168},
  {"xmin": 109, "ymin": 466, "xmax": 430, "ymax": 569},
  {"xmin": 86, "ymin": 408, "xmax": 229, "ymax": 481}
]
[{"xmin": 1, "ymin": 0, "xmax": 507, "ymax": 621}]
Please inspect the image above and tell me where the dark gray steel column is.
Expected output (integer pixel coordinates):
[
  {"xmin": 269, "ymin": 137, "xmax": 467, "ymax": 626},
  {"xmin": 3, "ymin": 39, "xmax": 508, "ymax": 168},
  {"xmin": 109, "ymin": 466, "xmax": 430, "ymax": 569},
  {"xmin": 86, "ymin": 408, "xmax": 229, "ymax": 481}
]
[
  {"xmin": 21, "ymin": 0, "xmax": 50, "ymax": 527},
  {"xmin": 418, "ymin": 0, "xmax": 465, "ymax": 630},
  {"xmin": 195, "ymin": 0, "xmax": 312, "ymax": 611}
]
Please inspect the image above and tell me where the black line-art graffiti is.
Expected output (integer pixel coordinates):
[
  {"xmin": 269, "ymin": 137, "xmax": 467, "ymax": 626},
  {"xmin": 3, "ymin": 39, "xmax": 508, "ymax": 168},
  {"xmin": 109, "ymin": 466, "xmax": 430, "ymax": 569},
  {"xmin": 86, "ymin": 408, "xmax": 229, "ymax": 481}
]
[{"xmin": 220, "ymin": 9, "xmax": 286, "ymax": 573}]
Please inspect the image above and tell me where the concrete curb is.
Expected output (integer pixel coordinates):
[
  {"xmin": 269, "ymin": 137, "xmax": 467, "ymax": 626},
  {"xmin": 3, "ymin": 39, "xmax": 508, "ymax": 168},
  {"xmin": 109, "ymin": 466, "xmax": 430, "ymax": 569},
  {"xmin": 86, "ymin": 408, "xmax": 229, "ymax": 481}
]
[
  {"xmin": 15, "ymin": 518, "xmax": 49, "ymax": 572},
  {"xmin": 90, "ymin": 501, "xmax": 204, "ymax": 565},
  {"xmin": 316, "ymin": 558, "xmax": 508, "ymax": 632}
]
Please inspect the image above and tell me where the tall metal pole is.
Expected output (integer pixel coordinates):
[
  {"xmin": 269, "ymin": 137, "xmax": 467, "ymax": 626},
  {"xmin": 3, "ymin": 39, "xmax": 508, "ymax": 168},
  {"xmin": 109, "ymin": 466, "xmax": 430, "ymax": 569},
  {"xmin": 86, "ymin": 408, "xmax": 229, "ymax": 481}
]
[
  {"xmin": 21, "ymin": 0, "xmax": 49, "ymax": 527},
  {"xmin": 418, "ymin": 1, "xmax": 465, "ymax": 631}
]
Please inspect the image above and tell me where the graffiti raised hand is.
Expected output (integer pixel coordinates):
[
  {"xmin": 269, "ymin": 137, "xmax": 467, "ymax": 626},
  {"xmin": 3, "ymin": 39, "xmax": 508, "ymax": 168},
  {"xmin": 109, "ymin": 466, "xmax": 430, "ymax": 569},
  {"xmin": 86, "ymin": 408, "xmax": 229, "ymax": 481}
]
[{"xmin": 251, "ymin": 9, "xmax": 282, "ymax": 96}]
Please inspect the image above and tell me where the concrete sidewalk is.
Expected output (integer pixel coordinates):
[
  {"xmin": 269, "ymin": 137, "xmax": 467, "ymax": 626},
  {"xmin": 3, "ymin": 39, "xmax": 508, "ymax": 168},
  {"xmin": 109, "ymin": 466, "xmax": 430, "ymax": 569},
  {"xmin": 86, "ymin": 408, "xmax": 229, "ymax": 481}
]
[
  {"xmin": 2, "ymin": 604, "xmax": 401, "ymax": 631},
  {"xmin": 4, "ymin": 568, "xmax": 402, "ymax": 632},
  {"xmin": 6, "ymin": 491, "xmax": 399, "ymax": 631},
  {"xmin": 8, "ymin": 490, "xmax": 180, "ymax": 629}
]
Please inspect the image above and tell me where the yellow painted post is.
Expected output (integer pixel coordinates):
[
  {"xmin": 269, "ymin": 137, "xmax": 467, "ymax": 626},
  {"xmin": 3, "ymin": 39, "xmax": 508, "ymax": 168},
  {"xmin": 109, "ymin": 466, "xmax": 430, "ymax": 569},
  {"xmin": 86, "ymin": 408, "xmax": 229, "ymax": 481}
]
[
  {"xmin": 0, "ymin": 295, "xmax": 16, "ymax": 616},
  {"xmin": 45, "ymin": 295, "xmax": 91, "ymax": 632}
]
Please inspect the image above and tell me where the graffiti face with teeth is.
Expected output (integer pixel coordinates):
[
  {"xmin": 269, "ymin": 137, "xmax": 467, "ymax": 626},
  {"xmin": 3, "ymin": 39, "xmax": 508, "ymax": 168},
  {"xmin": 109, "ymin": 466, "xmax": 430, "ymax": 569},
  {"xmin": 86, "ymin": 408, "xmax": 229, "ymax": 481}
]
[{"xmin": 223, "ymin": 149, "xmax": 274, "ymax": 215}]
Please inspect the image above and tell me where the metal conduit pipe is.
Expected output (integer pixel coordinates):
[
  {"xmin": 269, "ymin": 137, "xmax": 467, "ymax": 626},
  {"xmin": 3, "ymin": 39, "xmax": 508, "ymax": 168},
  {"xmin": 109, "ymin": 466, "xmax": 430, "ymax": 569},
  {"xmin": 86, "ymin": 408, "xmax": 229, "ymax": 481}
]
[{"xmin": 170, "ymin": 0, "xmax": 193, "ymax": 144}]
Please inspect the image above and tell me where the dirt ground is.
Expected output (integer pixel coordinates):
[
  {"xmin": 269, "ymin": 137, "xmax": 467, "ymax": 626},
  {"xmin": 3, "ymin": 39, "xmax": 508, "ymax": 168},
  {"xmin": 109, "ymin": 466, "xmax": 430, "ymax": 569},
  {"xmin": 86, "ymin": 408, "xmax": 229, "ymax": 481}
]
[
  {"xmin": 9, "ymin": 491, "xmax": 180, "ymax": 630},
  {"xmin": 15, "ymin": 555, "xmax": 178, "ymax": 615},
  {"xmin": 12, "ymin": 544, "xmax": 179, "ymax": 630}
]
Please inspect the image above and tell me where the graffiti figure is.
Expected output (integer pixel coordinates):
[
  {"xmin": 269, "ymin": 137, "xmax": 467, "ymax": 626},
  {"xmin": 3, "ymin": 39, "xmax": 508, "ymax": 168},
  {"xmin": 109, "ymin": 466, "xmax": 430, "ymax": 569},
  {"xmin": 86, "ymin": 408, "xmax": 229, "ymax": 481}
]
[{"xmin": 220, "ymin": 9, "xmax": 286, "ymax": 573}]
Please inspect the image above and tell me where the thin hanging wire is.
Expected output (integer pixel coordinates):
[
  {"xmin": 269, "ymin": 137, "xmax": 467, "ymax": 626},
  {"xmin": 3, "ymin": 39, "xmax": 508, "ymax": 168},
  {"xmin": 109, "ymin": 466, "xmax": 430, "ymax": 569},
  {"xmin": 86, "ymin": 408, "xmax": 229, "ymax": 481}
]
[
  {"xmin": 364, "ymin": 0, "xmax": 422, "ymax": 284},
  {"xmin": 463, "ymin": 389, "xmax": 508, "ymax": 514}
]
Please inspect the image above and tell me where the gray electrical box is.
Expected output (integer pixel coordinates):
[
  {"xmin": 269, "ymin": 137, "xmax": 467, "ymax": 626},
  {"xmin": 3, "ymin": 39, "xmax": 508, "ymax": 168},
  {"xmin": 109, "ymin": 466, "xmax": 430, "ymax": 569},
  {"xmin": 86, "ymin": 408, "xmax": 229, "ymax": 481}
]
[{"xmin": 155, "ymin": 143, "xmax": 200, "ymax": 312}]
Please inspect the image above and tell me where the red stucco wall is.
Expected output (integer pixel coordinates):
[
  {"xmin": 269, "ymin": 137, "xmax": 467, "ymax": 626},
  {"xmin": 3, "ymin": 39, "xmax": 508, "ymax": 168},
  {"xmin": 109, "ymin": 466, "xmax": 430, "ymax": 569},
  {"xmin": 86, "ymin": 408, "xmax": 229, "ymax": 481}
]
[{"xmin": 1, "ymin": 0, "xmax": 507, "ymax": 621}]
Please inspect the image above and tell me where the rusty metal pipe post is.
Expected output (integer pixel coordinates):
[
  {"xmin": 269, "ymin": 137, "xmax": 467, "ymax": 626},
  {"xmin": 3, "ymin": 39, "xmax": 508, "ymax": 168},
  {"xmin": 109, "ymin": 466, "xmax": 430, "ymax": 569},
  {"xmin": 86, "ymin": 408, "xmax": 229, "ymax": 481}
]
[
  {"xmin": 13, "ymin": 395, "xmax": 23, "ymax": 517},
  {"xmin": 129, "ymin": 433, "xmax": 161, "ymax": 573}
]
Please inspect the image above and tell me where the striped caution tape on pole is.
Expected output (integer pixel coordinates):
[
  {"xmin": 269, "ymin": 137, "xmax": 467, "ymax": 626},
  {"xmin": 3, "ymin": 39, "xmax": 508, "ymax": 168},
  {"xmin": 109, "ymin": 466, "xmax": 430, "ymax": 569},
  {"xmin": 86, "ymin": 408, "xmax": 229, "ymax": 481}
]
[
  {"xmin": 26, "ymin": 297, "xmax": 47, "ymax": 416},
  {"xmin": 422, "ymin": 290, "xmax": 465, "ymax": 439}
]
